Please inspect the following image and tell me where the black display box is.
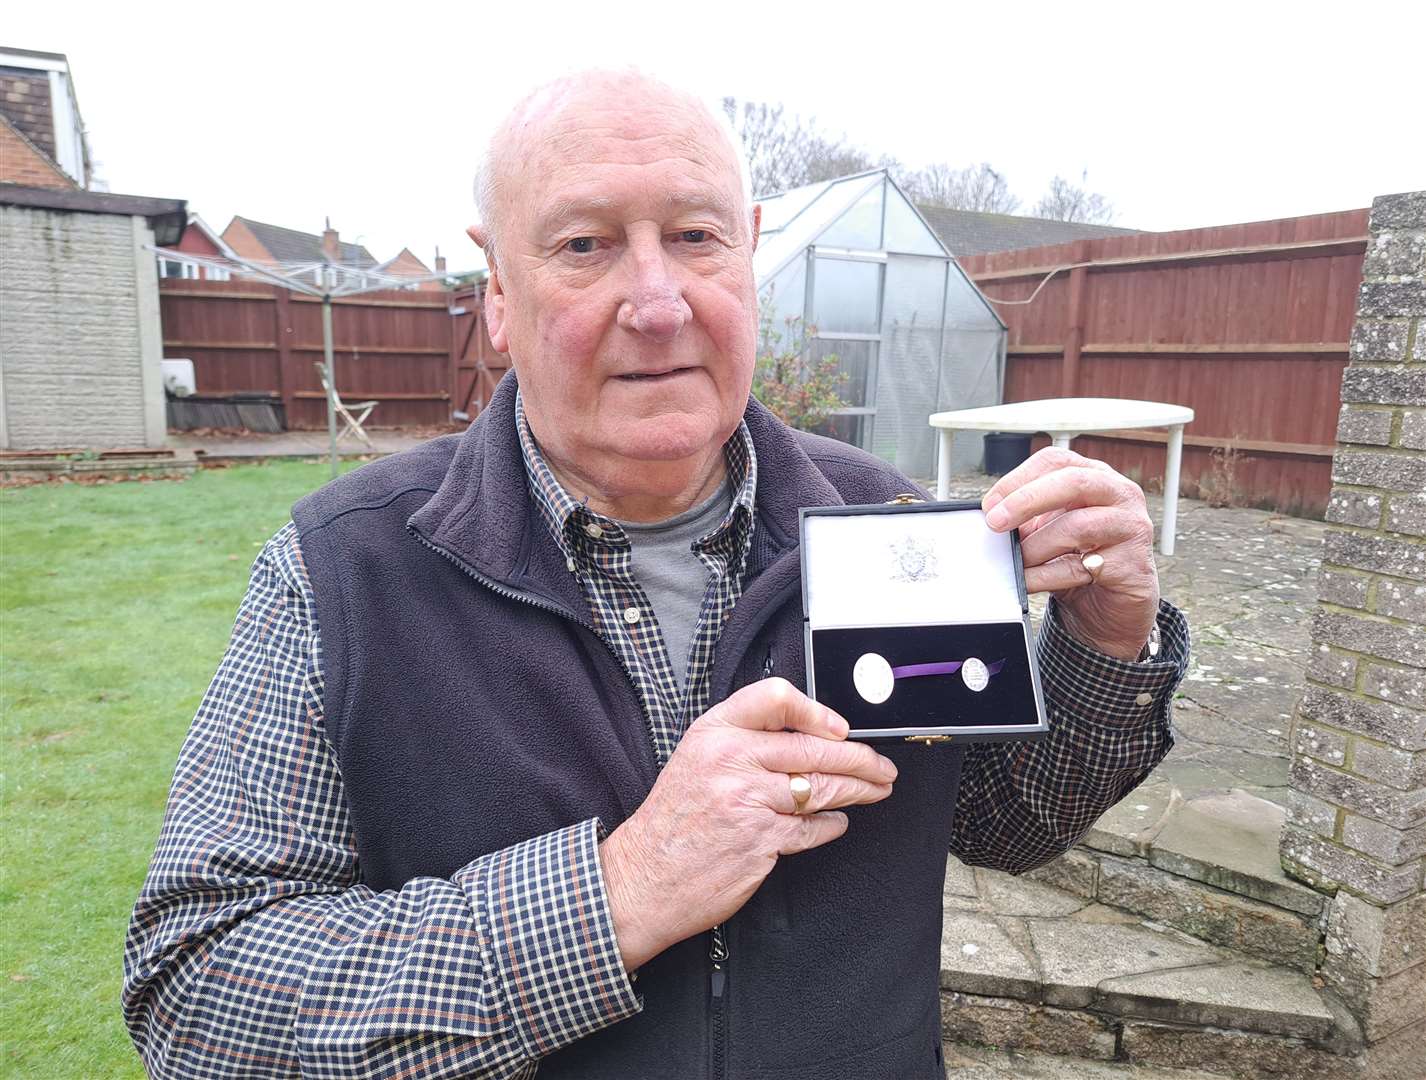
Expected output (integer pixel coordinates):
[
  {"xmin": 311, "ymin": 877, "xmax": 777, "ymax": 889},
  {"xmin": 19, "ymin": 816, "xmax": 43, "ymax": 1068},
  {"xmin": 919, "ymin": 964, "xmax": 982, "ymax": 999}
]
[{"xmin": 800, "ymin": 500, "xmax": 1049, "ymax": 744}]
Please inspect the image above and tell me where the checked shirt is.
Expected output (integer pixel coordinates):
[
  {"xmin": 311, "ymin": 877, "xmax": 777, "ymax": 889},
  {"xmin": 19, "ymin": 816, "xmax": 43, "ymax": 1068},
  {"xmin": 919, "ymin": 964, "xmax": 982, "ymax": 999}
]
[
  {"xmin": 514, "ymin": 391, "xmax": 758, "ymax": 766},
  {"xmin": 123, "ymin": 402, "xmax": 1190, "ymax": 1080}
]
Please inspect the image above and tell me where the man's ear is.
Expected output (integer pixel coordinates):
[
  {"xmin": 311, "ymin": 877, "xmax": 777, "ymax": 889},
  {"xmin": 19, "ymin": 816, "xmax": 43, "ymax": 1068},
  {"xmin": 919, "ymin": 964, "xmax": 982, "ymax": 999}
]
[
  {"xmin": 468, "ymin": 225, "xmax": 510, "ymax": 354},
  {"xmin": 483, "ymin": 268, "xmax": 510, "ymax": 356},
  {"xmin": 751, "ymin": 203, "xmax": 761, "ymax": 253}
]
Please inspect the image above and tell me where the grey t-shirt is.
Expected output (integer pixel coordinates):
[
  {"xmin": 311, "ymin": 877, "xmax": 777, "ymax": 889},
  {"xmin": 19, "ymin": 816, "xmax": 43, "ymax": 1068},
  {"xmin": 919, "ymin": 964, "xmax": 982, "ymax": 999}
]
[{"xmin": 616, "ymin": 475, "xmax": 733, "ymax": 690}]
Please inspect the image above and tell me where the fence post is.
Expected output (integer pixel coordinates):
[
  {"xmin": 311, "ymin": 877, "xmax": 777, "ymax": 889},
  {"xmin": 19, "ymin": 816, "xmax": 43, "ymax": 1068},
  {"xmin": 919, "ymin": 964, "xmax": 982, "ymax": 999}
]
[
  {"xmin": 448, "ymin": 292, "xmax": 462, "ymax": 424},
  {"xmin": 273, "ymin": 287, "xmax": 296, "ymax": 428},
  {"xmin": 1061, "ymin": 240, "xmax": 1091, "ymax": 397}
]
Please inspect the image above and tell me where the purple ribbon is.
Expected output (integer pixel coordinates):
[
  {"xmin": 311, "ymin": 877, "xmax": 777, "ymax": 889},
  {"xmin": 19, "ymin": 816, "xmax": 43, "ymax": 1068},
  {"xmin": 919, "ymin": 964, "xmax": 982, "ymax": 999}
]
[{"xmin": 891, "ymin": 659, "xmax": 1005, "ymax": 680}]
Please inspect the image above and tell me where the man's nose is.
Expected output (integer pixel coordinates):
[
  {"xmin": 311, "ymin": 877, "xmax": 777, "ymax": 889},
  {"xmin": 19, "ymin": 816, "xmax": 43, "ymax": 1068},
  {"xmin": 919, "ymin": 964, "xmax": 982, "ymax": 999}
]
[{"xmin": 616, "ymin": 243, "xmax": 691, "ymax": 344}]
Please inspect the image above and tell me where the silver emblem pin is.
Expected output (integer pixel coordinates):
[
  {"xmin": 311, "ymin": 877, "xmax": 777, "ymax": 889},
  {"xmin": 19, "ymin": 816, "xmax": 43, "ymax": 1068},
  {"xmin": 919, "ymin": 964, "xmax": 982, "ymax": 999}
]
[
  {"xmin": 853, "ymin": 652, "xmax": 895, "ymax": 704},
  {"xmin": 961, "ymin": 657, "xmax": 990, "ymax": 692}
]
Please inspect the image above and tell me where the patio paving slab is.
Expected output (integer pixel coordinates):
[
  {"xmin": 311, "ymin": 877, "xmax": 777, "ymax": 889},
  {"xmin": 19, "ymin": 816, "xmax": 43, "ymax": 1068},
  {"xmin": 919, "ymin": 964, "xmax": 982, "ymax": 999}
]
[
  {"xmin": 1097, "ymin": 961, "xmax": 1336, "ymax": 1040},
  {"xmin": 1147, "ymin": 789, "xmax": 1326, "ymax": 916},
  {"xmin": 1025, "ymin": 919, "xmax": 1224, "ymax": 1009}
]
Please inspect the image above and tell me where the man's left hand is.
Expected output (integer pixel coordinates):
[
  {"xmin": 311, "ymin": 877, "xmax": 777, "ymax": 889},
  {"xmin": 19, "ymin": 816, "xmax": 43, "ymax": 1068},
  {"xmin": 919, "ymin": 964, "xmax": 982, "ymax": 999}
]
[{"xmin": 982, "ymin": 447, "xmax": 1160, "ymax": 661}]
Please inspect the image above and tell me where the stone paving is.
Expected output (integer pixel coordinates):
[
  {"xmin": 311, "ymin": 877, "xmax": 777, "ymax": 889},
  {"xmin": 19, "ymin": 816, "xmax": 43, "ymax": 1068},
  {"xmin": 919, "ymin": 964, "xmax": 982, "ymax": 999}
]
[
  {"xmin": 167, "ymin": 428, "xmax": 444, "ymax": 460},
  {"xmin": 939, "ymin": 474, "xmax": 1327, "ymax": 807},
  {"xmin": 933, "ymin": 477, "xmax": 1343, "ymax": 1076}
]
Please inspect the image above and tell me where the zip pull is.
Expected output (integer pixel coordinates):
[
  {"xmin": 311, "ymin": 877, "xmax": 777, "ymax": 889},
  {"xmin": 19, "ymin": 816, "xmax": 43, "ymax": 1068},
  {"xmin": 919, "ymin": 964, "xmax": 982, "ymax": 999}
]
[
  {"xmin": 709, "ymin": 923, "xmax": 729, "ymax": 998},
  {"xmin": 762, "ymin": 648, "xmax": 774, "ymax": 679}
]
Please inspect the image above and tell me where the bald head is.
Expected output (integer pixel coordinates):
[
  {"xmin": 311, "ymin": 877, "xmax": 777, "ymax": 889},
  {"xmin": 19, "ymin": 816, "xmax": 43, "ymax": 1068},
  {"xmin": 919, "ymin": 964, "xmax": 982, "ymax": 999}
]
[{"xmin": 473, "ymin": 69, "xmax": 753, "ymax": 265}]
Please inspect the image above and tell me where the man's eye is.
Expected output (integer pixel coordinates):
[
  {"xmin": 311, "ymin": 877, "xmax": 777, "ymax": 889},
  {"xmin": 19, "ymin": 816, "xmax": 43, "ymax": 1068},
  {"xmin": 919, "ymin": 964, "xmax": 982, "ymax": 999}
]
[
  {"xmin": 680, "ymin": 229, "xmax": 709, "ymax": 243},
  {"xmin": 565, "ymin": 237, "xmax": 598, "ymax": 254}
]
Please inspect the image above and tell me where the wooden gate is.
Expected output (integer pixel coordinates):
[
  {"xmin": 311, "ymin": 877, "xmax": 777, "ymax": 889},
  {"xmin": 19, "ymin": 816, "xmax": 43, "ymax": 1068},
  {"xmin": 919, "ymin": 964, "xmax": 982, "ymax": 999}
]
[{"xmin": 449, "ymin": 288, "xmax": 509, "ymax": 420}]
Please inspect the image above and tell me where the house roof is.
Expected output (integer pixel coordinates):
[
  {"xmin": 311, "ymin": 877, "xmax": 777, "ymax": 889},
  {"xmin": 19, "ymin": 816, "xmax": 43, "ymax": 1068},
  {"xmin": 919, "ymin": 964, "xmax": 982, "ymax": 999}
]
[
  {"xmin": 231, "ymin": 215, "xmax": 377, "ymax": 267},
  {"xmin": 0, "ymin": 184, "xmax": 186, "ymax": 243},
  {"xmin": 915, "ymin": 205, "xmax": 1139, "ymax": 257},
  {"xmin": 374, "ymin": 246, "xmax": 431, "ymax": 274},
  {"xmin": 185, "ymin": 213, "xmax": 239, "ymax": 258}
]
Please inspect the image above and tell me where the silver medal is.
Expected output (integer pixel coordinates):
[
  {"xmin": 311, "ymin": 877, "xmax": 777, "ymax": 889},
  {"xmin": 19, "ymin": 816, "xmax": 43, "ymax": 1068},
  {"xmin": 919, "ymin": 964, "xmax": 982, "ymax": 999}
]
[
  {"xmin": 961, "ymin": 656, "xmax": 990, "ymax": 693},
  {"xmin": 853, "ymin": 652, "xmax": 895, "ymax": 704}
]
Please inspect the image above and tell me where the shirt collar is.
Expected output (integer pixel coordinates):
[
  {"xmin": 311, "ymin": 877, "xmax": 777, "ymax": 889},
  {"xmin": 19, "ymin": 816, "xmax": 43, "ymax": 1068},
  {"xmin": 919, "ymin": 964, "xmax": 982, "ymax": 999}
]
[{"xmin": 514, "ymin": 389, "xmax": 758, "ymax": 563}]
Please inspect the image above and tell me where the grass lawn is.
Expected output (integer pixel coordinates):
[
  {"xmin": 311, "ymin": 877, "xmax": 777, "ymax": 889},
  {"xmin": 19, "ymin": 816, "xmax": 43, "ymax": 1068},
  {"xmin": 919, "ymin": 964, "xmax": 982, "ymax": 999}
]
[{"xmin": 1, "ymin": 459, "xmax": 361, "ymax": 1077}]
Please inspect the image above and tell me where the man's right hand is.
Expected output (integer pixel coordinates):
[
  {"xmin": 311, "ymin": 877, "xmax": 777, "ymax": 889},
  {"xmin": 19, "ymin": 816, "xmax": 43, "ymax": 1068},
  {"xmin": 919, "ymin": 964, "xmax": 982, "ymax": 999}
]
[{"xmin": 599, "ymin": 677, "xmax": 897, "ymax": 972}]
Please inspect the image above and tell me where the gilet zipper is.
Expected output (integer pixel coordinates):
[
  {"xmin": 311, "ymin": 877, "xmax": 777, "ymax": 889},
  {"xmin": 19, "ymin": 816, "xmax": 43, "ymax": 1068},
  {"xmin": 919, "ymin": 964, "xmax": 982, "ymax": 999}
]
[
  {"xmin": 707, "ymin": 648, "xmax": 768, "ymax": 1079},
  {"xmin": 709, "ymin": 922, "xmax": 729, "ymax": 1080}
]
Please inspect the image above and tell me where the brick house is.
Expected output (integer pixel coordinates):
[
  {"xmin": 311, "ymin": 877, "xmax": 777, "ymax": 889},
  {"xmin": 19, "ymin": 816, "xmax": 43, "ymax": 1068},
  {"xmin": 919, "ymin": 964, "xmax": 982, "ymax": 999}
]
[
  {"xmin": 0, "ymin": 46, "xmax": 92, "ymax": 189},
  {"xmin": 158, "ymin": 214, "xmax": 235, "ymax": 281},
  {"xmin": 220, "ymin": 215, "xmax": 446, "ymax": 290},
  {"xmin": 221, "ymin": 216, "xmax": 378, "ymax": 288},
  {"xmin": 374, "ymin": 246, "xmax": 448, "ymax": 292}
]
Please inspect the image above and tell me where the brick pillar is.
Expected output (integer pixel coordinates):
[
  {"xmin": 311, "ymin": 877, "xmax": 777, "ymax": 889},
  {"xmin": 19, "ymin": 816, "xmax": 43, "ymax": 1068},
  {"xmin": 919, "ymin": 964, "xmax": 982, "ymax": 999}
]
[{"xmin": 1280, "ymin": 191, "xmax": 1425, "ymax": 1062}]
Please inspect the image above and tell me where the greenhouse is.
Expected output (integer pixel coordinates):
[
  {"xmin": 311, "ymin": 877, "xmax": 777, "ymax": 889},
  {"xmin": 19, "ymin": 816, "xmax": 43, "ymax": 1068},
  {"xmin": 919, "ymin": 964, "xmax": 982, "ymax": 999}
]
[{"xmin": 753, "ymin": 169, "xmax": 1007, "ymax": 479}]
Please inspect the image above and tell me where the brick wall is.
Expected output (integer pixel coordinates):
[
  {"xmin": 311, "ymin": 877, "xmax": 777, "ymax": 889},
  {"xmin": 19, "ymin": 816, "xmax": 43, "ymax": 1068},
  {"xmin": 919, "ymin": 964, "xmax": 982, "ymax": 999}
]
[
  {"xmin": 220, "ymin": 217, "xmax": 272, "ymax": 263},
  {"xmin": 0, "ymin": 205, "xmax": 166, "ymax": 449},
  {"xmin": 0, "ymin": 117, "xmax": 75, "ymax": 188},
  {"xmin": 1281, "ymin": 191, "xmax": 1425, "ymax": 1055}
]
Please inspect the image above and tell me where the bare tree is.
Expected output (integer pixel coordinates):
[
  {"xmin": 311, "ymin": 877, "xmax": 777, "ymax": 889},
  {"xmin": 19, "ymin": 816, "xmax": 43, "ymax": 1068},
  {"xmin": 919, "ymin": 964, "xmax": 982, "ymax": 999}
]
[
  {"xmin": 723, "ymin": 97, "xmax": 893, "ymax": 195},
  {"xmin": 1032, "ymin": 172, "xmax": 1116, "ymax": 224},
  {"xmin": 903, "ymin": 162, "xmax": 1020, "ymax": 214}
]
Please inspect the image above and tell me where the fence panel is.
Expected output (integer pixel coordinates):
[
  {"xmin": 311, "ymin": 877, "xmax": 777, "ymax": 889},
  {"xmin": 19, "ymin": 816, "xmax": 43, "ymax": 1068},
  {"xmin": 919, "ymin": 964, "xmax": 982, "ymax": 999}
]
[
  {"xmin": 959, "ymin": 209, "xmax": 1369, "ymax": 517},
  {"xmin": 158, "ymin": 279, "xmax": 499, "ymax": 431}
]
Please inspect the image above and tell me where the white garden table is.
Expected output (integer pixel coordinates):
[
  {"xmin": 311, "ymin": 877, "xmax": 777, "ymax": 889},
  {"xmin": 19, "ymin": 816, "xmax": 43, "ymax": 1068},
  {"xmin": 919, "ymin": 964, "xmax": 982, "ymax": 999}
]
[{"xmin": 929, "ymin": 398, "xmax": 1196, "ymax": 556}]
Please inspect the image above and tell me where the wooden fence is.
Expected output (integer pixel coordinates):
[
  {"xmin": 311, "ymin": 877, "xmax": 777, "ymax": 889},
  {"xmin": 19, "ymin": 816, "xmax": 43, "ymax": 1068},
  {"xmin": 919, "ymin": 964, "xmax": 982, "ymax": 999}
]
[
  {"xmin": 959, "ymin": 209, "xmax": 1370, "ymax": 518},
  {"xmin": 158, "ymin": 279, "xmax": 505, "ymax": 430}
]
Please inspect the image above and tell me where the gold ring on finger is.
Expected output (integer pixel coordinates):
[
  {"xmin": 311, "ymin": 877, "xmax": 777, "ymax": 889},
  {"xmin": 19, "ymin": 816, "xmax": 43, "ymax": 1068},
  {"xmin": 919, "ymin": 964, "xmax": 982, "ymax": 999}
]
[
  {"xmin": 1080, "ymin": 552, "xmax": 1105, "ymax": 580},
  {"xmin": 789, "ymin": 773, "xmax": 813, "ymax": 813}
]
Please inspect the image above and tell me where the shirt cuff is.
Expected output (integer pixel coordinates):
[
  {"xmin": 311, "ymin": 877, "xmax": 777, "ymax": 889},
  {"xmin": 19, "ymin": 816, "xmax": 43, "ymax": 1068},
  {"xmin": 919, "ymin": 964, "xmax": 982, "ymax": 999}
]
[
  {"xmin": 454, "ymin": 817, "xmax": 641, "ymax": 1061},
  {"xmin": 1037, "ymin": 597, "xmax": 1190, "ymax": 727}
]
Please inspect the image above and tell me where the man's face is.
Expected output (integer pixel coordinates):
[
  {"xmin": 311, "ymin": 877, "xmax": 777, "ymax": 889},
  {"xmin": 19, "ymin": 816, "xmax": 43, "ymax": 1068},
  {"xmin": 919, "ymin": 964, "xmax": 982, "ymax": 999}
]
[{"xmin": 483, "ymin": 89, "xmax": 760, "ymax": 490}]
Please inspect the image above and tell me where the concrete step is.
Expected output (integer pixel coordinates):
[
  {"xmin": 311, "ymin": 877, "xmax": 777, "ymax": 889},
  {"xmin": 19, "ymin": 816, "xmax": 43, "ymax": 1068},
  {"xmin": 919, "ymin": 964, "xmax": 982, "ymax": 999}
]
[
  {"xmin": 941, "ymin": 861, "xmax": 1363, "ymax": 1078},
  {"xmin": 1081, "ymin": 785, "xmax": 1328, "ymax": 918},
  {"xmin": 940, "ymin": 908, "xmax": 1336, "ymax": 1041},
  {"xmin": 1015, "ymin": 787, "xmax": 1330, "ymax": 974},
  {"xmin": 942, "ymin": 1042, "xmax": 1239, "ymax": 1079}
]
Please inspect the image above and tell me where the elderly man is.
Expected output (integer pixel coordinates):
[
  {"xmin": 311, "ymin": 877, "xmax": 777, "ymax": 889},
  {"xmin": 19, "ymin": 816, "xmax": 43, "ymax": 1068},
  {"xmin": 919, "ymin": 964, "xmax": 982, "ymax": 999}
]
[{"xmin": 124, "ymin": 71, "xmax": 1187, "ymax": 1079}]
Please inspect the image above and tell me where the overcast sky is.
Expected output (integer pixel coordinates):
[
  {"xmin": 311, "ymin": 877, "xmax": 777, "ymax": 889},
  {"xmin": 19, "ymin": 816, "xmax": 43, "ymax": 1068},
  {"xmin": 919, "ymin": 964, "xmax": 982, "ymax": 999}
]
[{"xmin": 7, "ymin": 1, "xmax": 1423, "ymax": 274}]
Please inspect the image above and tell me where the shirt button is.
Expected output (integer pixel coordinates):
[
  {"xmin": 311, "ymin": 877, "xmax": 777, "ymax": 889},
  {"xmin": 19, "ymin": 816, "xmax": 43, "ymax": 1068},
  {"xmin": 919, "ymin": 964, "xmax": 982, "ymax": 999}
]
[
  {"xmin": 566, "ymin": 556, "xmax": 577, "ymax": 573},
  {"xmin": 584, "ymin": 523, "xmax": 604, "ymax": 539},
  {"xmin": 623, "ymin": 606, "xmax": 640, "ymax": 624},
  {"xmin": 1135, "ymin": 692, "xmax": 1154, "ymax": 706}
]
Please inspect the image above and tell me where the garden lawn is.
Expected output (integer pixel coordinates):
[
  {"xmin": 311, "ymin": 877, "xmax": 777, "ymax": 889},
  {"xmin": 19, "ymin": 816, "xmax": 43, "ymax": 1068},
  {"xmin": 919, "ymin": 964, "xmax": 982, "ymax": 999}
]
[{"xmin": 1, "ymin": 459, "xmax": 360, "ymax": 1077}]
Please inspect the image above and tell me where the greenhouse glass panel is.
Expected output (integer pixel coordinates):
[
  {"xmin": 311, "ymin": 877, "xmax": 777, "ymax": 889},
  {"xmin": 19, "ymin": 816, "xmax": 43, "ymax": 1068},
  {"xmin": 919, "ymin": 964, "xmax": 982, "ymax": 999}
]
[
  {"xmin": 943, "ymin": 262, "xmax": 1003, "ymax": 329},
  {"xmin": 758, "ymin": 257, "xmax": 807, "ymax": 345},
  {"xmin": 757, "ymin": 179, "xmax": 828, "ymax": 233},
  {"xmin": 816, "ymin": 180, "xmax": 883, "ymax": 249},
  {"xmin": 938, "ymin": 326, "xmax": 1005, "ymax": 473},
  {"xmin": 810, "ymin": 337, "xmax": 875, "ymax": 409},
  {"xmin": 882, "ymin": 186, "xmax": 945, "ymax": 256},
  {"xmin": 811, "ymin": 257, "xmax": 880, "ymax": 334},
  {"xmin": 872, "ymin": 256, "xmax": 948, "ymax": 474}
]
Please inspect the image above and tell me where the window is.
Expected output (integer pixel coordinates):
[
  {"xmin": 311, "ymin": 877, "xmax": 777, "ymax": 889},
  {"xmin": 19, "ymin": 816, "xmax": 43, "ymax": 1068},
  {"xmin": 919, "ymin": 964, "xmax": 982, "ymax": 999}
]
[{"xmin": 159, "ymin": 259, "xmax": 204, "ymax": 280}]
